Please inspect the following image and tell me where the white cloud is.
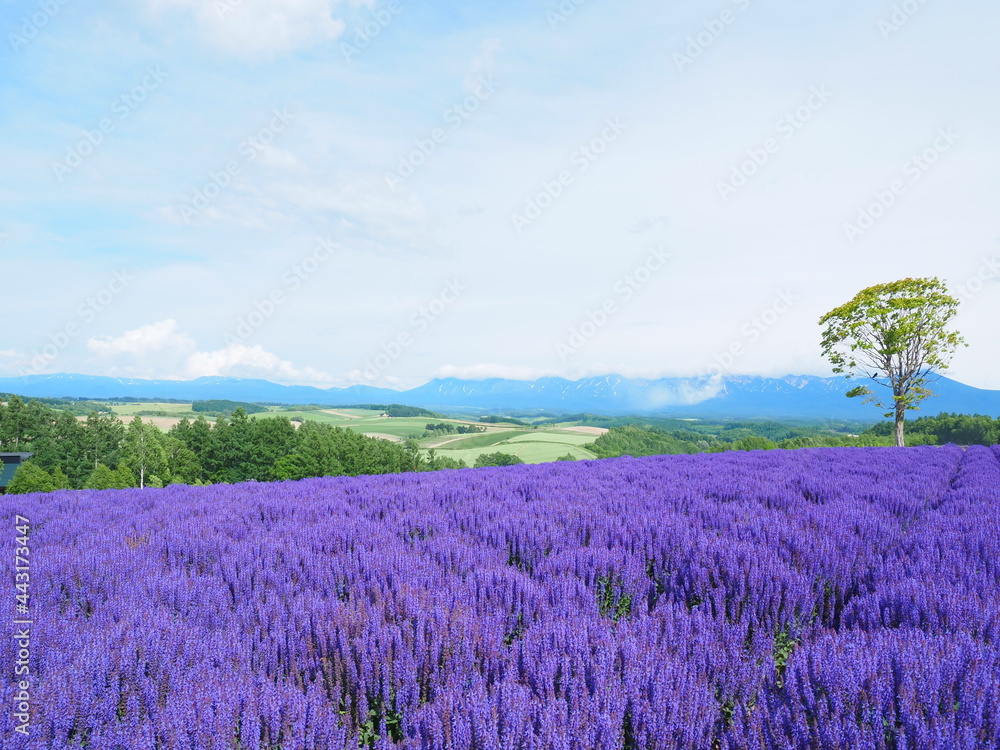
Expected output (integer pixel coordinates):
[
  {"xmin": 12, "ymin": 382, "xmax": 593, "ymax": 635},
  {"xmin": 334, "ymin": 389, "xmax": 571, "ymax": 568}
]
[
  {"xmin": 86, "ymin": 321, "xmax": 336, "ymax": 386},
  {"xmin": 184, "ymin": 342, "xmax": 336, "ymax": 385},
  {"xmin": 146, "ymin": 0, "xmax": 353, "ymax": 58},
  {"xmin": 639, "ymin": 378, "xmax": 726, "ymax": 410},
  {"xmin": 87, "ymin": 319, "xmax": 196, "ymax": 357},
  {"xmin": 435, "ymin": 364, "xmax": 557, "ymax": 381}
]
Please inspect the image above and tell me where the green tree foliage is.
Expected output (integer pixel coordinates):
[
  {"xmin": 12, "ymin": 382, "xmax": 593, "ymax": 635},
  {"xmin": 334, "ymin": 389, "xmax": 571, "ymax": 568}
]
[
  {"xmin": 585, "ymin": 425, "xmax": 700, "ymax": 459},
  {"xmin": 0, "ymin": 395, "xmax": 458, "ymax": 494},
  {"xmin": 420, "ymin": 449, "xmax": 466, "ymax": 471},
  {"xmin": 181, "ymin": 416, "xmax": 214, "ymax": 459},
  {"xmin": 114, "ymin": 465, "xmax": 137, "ymax": 488},
  {"xmin": 718, "ymin": 421, "xmax": 815, "ymax": 443},
  {"xmin": 51, "ymin": 466, "xmax": 73, "ymax": 490},
  {"xmin": 172, "ymin": 416, "xmax": 418, "ymax": 483},
  {"xmin": 0, "ymin": 394, "xmax": 112, "ymax": 417},
  {"xmin": 423, "ymin": 422, "xmax": 486, "ymax": 436},
  {"xmin": 32, "ymin": 411, "xmax": 89, "ymax": 487},
  {"xmin": 192, "ymin": 399, "xmax": 267, "ymax": 415},
  {"xmin": 474, "ymin": 452, "xmax": 525, "ymax": 468},
  {"xmin": 6, "ymin": 462, "xmax": 56, "ymax": 494},
  {"xmin": 84, "ymin": 463, "xmax": 119, "ymax": 490},
  {"xmin": 0, "ymin": 395, "xmax": 29, "ymax": 451},
  {"xmin": 162, "ymin": 435, "xmax": 203, "ymax": 485},
  {"xmin": 121, "ymin": 417, "xmax": 169, "ymax": 488},
  {"xmin": 736, "ymin": 436, "xmax": 778, "ymax": 451},
  {"xmin": 336, "ymin": 404, "xmax": 440, "ymax": 418},
  {"xmin": 820, "ymin": 277, "xmax": 966, "ymax": 447},
  {"xmin": 82, "ymin": 463, "xmax": 135, "ymax": 489},
  {"xmin": 863, "ymin": 413, "xmax": 998, "ymax": 446},
  {"xmin": 212, "ymin": 409, "xmax": 257, "ymax": 483},
  {"xmin": 250, "ymin": 416, "xmax": 298, "ymax": 481},
  {"xmin": 330, "ymin": 426, "xmax": 413, "ymax": 476},
  {"xmin": 383, "ymin": 404, "xmax": 438, "ymax": 418},
  {"xmin": 83, "ymin": 413, "xmax": 125, "ymax": 471},
  {"xmin": 479, "ymin": 416, "xmax": 530, "ymax": 426},
  {"xmin": 273, "ymin": 422, "xmax": 344, "ymax": 481}
]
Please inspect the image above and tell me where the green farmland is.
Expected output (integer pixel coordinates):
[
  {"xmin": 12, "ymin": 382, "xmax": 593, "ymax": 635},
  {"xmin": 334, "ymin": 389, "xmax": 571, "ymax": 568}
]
[
  {"xmin": 92, "ymin": 401, "xmax": 604, "ymax": 466},
  {"xmin": 424, "ymin": 427, "xmax": 599, "ymax": 465}
]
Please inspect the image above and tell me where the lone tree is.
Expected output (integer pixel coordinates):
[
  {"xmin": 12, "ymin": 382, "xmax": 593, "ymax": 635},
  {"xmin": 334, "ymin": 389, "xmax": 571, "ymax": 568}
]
[{"xmin": 819, "ymin": 277, "xmax": 965, "ymax": 447}]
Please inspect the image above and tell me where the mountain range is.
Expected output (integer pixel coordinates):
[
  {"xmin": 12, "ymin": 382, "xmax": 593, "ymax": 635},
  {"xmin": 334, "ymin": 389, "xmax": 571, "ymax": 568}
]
[{"xmin": 1, "ymin": 372, "xmax": 999, "ymax": 420}]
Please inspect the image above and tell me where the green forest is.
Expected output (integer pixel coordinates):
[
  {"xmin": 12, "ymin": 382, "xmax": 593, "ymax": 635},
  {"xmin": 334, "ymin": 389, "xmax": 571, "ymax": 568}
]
[
  {"xmin": 584, "ymin": 413, "xmax": 1000, "ymax": 459},
  {"xmin": 0, "ymin": 396, "xmax": 463, "ymax": 494}
]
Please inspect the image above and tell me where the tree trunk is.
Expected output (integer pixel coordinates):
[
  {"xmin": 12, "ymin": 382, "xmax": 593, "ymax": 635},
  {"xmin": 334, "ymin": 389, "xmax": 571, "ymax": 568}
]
[{"xmin": 894, "ymin": 402, "xmax": 906, "ymax": 448}]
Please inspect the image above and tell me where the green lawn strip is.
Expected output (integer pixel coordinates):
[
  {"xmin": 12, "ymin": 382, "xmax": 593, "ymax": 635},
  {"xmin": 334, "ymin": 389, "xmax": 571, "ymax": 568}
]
[
  {"xmin": 110, "ymin": 402, "xmax": 197, "ymax": 417},
  {"xmin": 433, "ymin": 434, "xmax": 597, "ymax": 465},
  {"xmin": 502, "ymin": 431, "xmax": 597, "ymax": 446},
  {"xmin": 421, "ymin": 429, "xmax": 527, "ymax": 450},
  {"xmin": 268, "ymin": 410, "xmax": 352, "ymax": 425},
  {"xmin": 506, "ymin": 441, "xmax": 597, "ymax": 462}
]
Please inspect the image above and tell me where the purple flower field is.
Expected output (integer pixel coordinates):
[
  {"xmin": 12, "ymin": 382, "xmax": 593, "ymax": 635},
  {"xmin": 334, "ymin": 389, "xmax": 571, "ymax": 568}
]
[{"xmin": 2, "ymin": 445, "xmax": 999, "ymax": 750}]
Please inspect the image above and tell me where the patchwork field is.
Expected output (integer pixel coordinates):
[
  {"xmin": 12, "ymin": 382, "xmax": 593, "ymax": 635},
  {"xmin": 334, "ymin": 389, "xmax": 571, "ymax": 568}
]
[
  {"xmin": 76, "ymin": 402, "xmax": 208, "ymax": 431},
  {"xmin": 4, "ymin": 446, "xmax": 997, "ymax": 749},
  {"xmin": 108, "ymin": 402, "xmax": 202, "ymax": 418},
  {"xmin": 90, "ymin": 401, "xmax": 605, "ymax": 466},
  {"xmin": 428, "ymin": 428, "xmax": 600, "ymax": 464}
]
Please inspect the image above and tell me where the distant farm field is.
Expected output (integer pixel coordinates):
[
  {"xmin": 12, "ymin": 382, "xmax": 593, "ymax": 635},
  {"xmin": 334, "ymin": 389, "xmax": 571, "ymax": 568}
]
[
  {"xmin": 425, "ymin": 427, "xmax": 600, "ymax": 464},
  {"xmin": 78, "ymin": 401, "xmax": 604, "ymax": 466},
  {"xmin": 110, "ymin": 402, "xmax": 199, "ymax": 417}
]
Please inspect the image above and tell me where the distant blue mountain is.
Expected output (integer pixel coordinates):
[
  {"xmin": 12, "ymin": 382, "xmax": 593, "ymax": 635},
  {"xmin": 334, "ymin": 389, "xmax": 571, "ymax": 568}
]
[
  {"xmin": 0, "ymin": 374, "xmax": 400, "ymax": 405},
  {"xmin": 0, "ymin": 372, "xmax": 998, "ymax": 420}
]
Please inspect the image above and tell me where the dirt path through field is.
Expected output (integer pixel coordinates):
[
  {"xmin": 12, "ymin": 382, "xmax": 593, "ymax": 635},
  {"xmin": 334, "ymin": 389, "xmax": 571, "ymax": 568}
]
[
  {"xmin": 425, "ymin": 429, "xmax": 522, "ymax": 449},
  {"xmin": 321, "ymin": 410, "xmax": 362, "ymax": 419}
]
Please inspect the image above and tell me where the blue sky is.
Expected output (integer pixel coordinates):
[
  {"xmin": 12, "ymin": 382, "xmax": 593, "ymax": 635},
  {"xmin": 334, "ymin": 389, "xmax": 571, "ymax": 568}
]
[{"xmin": 1, "ymin": 0, "xmax": 998, "ymax": 390}]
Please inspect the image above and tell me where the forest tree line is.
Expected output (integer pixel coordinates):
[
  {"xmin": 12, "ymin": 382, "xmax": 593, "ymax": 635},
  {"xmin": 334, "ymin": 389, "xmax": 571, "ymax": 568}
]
[
  {"xmin": 584, "ymin": 413, "xmax": 1000, "ymax": 459},
  {"xmin": 0, "ymin": 396, "xmax": 463, "ymax": 494}
]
